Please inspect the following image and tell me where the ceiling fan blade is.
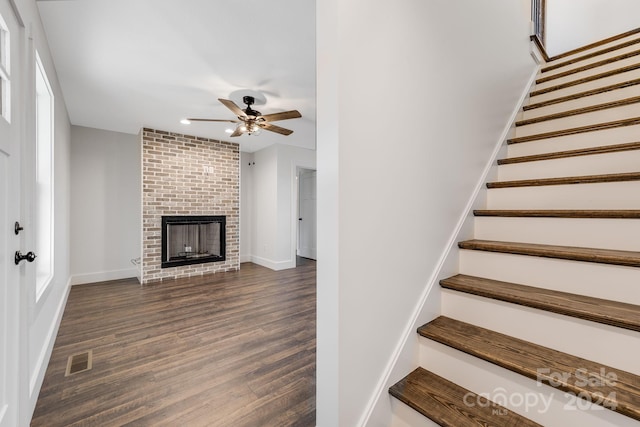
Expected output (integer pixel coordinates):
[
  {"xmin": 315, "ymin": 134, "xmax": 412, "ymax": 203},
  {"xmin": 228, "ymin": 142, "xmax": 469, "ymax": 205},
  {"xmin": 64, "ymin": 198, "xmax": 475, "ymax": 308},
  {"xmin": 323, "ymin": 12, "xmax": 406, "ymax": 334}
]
[
  {"xmin": 230, "ymin": 127, "xmax": 244, "ymax": 137},
  {"xmin": 187, "ymin": 118, "xmax": 239, "ymax": 123},
  {"xmin": 259, "ymin": 110, "xmax": 302, "ymax": 122},
  {"xmin": 259, "ymin": 122, "xmax": 294, "ymax": 136},
  {"xmin": 218, "ymin": 98, "xmax": 247, "ymax": 118}
]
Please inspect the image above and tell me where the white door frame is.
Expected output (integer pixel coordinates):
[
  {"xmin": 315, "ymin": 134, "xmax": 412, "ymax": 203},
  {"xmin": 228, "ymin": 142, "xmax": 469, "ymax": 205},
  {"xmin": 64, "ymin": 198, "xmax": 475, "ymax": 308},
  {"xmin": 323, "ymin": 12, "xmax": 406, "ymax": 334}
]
[{"xmin": 290, "ymin": 161, "xmax": 316, "ymax": 266}]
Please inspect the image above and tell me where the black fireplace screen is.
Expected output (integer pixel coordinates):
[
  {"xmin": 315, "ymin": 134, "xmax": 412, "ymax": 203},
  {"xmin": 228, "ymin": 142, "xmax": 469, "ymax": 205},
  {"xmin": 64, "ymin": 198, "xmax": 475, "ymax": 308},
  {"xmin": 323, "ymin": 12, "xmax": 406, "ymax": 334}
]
[{"xmin": 161, "ymin": 216, "xmax": 226, "ymax": 268}]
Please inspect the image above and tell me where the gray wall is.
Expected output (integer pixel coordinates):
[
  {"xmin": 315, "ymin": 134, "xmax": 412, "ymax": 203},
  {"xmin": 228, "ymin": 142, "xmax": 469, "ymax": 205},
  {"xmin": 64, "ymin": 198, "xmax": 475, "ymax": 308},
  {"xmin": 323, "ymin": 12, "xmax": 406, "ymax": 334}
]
[{"xmin": 69, "ymin": 125, "xmax": 140, "ymax": 284}]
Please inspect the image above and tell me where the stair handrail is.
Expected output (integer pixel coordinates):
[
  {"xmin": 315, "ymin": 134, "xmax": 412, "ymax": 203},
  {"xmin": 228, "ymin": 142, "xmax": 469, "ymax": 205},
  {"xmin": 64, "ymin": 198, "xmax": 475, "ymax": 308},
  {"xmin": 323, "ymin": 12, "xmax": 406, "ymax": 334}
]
[{"xmin": 530, "ymin": 34, "xmax": 550, "ymax": 62}]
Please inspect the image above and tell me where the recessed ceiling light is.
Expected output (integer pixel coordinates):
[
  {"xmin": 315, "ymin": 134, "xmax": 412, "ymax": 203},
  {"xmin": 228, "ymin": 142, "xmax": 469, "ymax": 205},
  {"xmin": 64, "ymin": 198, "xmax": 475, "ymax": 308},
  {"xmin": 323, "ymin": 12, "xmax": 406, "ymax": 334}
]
[
  {"xmin": 180, "ymin": 119, "xmax": 191, "ymax": 125},
  {"xmin": 225, "ymin": 129, "xmax": 233, "ymax": 134}
]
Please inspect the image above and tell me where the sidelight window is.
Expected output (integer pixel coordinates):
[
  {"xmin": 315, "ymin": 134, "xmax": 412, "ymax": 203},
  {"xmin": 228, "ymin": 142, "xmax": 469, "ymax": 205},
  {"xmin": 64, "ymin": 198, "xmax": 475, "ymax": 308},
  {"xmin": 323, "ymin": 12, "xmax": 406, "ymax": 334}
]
[
  {"xmin": 0, "ymin": 13, "xmax": 9, "ymax": 121},
  {"xmin": 35, "ymin": 51, "xmax": 54, "ymax": 300}
]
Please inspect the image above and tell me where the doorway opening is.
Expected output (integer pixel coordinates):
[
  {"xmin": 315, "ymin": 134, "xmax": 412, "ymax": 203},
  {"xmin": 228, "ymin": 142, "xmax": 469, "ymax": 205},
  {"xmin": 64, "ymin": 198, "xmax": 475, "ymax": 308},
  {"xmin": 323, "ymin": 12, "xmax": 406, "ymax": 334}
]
[{"xmin": 296, "ymin": 168, "xmax": 316, "ymax": 265}]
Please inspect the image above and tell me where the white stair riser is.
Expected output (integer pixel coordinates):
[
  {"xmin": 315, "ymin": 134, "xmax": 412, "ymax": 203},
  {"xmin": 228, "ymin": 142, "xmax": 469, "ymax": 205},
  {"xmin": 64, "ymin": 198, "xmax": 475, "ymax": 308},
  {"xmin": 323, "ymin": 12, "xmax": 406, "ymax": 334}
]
[
  {"xmin": 541, "ymin": 42, "xmax": 640, "ymax": 78},
  {"xmin": 459, "ymin": 249, "xmax": 640, "ymax": 305},
  {"xmin": 535, "ymin": 55, "xmax": 640, "ymax": 92},
  {"xmin": 419, "ymin": 340, "xmax": 638, "ymax": 427},
  {"xmin": 441, "ymin": 290, "xmax": 640, "ymax": 375},
  {"xmin": 486, "ymin": 181, "xmax": 640, "ymax": 210},
  {"xmin": 550, "ymin": 35, "xmax": 640, "ymax": 64},
  {"xmin": 515, "ymin": 103, "xmax": 640, "ymax": 138},
  {"xmin": 390, "ymin": 401, "xmax": 440, "ymax": 427},
  {"xmin": 529, "ymin": 68, "xmax": 640, "ymax": 104},
  {"xmin": 474, "ymin": 217, "xmax": 640, "ymax": 252},
  {"xmin": 498, "ymin": 150, "xmax": 640, "ymax": 181},
  {"xmin": 522, "ymin": 84, "xmax": 640, "ymax": 121},
  {"xmin": 507, "ymin": 125, "xmax": 640, "ymax": 157}
]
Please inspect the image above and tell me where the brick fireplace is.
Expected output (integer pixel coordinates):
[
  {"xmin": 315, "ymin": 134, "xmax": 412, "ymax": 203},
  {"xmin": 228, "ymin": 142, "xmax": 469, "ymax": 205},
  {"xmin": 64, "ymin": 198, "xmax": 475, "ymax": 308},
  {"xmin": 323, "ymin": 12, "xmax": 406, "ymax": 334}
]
[{"xmin": 140, "ymin": 128, "xmax": 239, "ymax": 284}]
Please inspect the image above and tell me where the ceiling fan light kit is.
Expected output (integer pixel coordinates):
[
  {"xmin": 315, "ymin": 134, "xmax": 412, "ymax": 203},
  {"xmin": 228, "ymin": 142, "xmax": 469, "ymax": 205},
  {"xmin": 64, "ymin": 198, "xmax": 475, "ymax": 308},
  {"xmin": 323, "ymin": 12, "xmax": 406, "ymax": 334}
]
[
  {"xmin": 238, "ymin": 122, "xmax": 262, "ymax": 136},
  {"xmin": 186, "ymin": 95, "xmax": 301, "ymax": 137}
]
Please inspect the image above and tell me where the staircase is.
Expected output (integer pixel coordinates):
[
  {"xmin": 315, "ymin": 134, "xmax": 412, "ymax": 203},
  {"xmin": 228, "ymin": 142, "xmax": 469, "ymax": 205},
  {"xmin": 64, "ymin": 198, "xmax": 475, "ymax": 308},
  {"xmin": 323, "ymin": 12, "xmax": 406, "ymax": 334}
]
[{"xmin": 389, "ymin": 30, "xmax": 640, "ymax": 427}]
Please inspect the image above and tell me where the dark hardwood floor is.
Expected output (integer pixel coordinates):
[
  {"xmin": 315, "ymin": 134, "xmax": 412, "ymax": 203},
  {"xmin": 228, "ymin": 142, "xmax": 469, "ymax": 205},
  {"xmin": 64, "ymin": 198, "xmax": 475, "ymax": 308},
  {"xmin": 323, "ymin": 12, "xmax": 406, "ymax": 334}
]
[{"xmin": 31, "ymin": 260, "xmax": 316, "ymax": 427}]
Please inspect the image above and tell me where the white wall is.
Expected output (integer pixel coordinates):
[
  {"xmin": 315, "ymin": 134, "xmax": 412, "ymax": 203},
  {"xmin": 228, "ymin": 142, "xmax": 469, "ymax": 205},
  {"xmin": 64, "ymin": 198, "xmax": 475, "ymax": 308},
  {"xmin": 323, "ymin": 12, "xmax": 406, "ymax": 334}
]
[
  {"xmin": 250, "ymin": 144, "xmax": 279, "ymax": 267},
  {"xmin": 11, "ymin": 0, "xmax": 72, "ymax": 422},
  {"xmin": 244, "ymin": 144, "xmax": 316, "ymax": 270},
  {"xmin": 276, "ymin": 144, "xmax": 316, "ymax": 264},
  {"xmin": 69, "ymin": 126, "xmax": 140, "ymax": 284},
  {"xmin": 316, "ymin": 0, "xmax": 536, "ymax": 425},
  {"xmin": 240, "ymin": 151, "xmax": 255, "ymax": 263},
  {"xmin": 546, "ymin": 0, "xmax": 640, "ymax": 56}
]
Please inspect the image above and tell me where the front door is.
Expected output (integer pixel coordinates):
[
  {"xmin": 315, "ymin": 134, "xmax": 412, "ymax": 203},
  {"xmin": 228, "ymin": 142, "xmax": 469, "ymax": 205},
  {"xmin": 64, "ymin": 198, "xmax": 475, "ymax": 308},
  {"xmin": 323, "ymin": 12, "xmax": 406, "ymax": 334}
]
[{"xmin": 0, "ymin": 1, "xmax": 23, "ymax": 425}]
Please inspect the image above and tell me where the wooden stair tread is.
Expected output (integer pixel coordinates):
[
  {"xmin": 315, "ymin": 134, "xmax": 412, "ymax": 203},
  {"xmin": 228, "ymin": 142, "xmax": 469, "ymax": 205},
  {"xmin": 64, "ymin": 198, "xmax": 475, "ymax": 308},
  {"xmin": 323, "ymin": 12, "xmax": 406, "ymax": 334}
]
[
  {"xmin": 389, "ymin": 367, "xmax": 542, "ymax": 427},
  {"xmin": 418, "ymin": 317, "xmax": 640, "ymax": 421},
  {"xmin": 530, "ymin": 63, "xmax": 640, "ymax": 97},
  {"xmin": 515, "ymin": 96, "xmax": 640, "ymax": 127},
  {"xmin": 473, "ymin": 209, "xmax": 640, "ymax": 219},
  {"xmin": 440, "ymin": 274, "xmax": 640, "ymax": 332},
  {"xmin": 507, "ymin": 117, "xmax": 640, "ymax": 144},
  {"xmin": 526, "ymin": 78, "xmax": 640, "ymax": 111},
  {"xmin": 498, "ymin": 141, "xmax": 640, "ymax": 164},
  {"xmin": 536, "ymin": 49, "xmax": 640, "ymax": 84},
  {"xmin": 542, "ymin": 37, "xmax": 640, "ymax": 73},
  {"xmin": 486, "ymin": 171, "xmax": 640, "ymax": 189},
  {"xmin": 458, "ymin": 239, "xmax": 640, "ymax": 267},
  {"xmin": 547, "ymin": 27, "xmax": 640, "ymax": 62}
]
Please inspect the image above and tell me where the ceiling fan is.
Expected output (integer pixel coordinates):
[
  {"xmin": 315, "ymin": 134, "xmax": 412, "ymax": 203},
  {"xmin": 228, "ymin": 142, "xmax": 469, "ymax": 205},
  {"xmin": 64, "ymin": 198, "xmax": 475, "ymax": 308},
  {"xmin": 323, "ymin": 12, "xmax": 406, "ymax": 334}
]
[{"xmin": 187, "ymin": 96, "xmax": 301, "ymax": 137}]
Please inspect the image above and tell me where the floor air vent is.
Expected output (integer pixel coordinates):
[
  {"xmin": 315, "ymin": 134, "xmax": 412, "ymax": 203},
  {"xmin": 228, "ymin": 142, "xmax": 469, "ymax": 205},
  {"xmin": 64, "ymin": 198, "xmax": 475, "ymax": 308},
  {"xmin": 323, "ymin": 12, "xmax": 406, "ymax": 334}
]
[{"xmin": 65, "ymin": 350, "xmax": 93, "ymax": 376}]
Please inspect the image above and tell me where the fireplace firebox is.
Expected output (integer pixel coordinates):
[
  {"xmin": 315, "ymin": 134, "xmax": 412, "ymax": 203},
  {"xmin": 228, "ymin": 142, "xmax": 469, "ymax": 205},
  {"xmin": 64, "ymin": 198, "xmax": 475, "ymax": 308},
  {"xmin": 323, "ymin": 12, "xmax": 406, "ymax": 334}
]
[{"xmin": 161, "ymin": 216, "xmax": 226, "ymax": 268}]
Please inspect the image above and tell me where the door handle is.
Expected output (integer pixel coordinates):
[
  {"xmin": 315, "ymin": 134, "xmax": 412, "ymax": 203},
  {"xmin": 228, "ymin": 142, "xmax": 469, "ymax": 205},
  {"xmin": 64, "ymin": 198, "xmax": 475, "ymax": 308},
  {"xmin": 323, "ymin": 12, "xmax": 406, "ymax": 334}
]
[
  {"xmin": 15, "ymin": 251, "xmax": 37, "ymax": 265},
  {"xmin": 298, "ymin": 218, "xmax": 302, "ymax": 221}
]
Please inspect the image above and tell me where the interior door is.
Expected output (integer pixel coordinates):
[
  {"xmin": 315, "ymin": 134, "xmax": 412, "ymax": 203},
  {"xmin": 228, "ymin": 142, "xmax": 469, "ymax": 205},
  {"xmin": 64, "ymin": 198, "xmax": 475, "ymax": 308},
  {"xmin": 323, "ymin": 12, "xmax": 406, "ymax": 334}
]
[
  {"xmin": 0, "ymin": 1, "xmax": 23, "ymax": 425},
  {"xmin": 297, "ymin": 169, "xmax": 317, "ymax": 260}
]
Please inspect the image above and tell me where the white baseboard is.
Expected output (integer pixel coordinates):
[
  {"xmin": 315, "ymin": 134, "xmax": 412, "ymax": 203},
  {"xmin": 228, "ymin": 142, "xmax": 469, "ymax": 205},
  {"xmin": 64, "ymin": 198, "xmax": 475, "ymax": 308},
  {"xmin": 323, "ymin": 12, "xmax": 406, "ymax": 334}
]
[
  {"xmin": 28, "ymin": 277, "xmax": 71, "ymax": 413},
  {"xmin": 247, "ymin": 255, "xmax": 296, "ymax": 271},
  {"xmin": 240, "ymin": 254, "xmax": 252, "ymax": 263},
  {"xmin": 70, "ymin": 268, "xmax": 138, "ymax": 285}
]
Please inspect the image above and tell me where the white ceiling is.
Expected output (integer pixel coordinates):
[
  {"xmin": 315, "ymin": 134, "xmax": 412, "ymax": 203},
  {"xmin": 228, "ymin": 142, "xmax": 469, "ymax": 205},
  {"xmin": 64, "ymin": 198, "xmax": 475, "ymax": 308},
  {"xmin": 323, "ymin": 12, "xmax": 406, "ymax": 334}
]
[{"xmin": 36, "ymin": 0, "xmax": 316, "ymax": 153}]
